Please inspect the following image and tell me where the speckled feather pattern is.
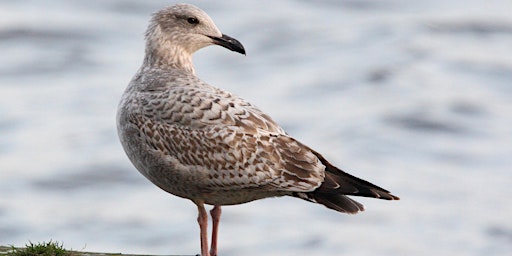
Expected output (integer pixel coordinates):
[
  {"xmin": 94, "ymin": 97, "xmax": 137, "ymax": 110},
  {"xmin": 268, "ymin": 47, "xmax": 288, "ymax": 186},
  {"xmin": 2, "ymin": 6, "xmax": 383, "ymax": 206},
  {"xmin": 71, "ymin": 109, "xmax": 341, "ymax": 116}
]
[{"xmin": 118, "ymin": 66, "xmax": 326, "ymax": 205}]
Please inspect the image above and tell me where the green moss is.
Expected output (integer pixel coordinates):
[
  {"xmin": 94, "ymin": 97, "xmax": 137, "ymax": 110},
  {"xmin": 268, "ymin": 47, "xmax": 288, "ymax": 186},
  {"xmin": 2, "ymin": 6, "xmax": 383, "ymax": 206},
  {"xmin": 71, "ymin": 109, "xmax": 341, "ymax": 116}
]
[{"xmin": 5, "ymin": 241, "xmax": 71, "ymax": 256}]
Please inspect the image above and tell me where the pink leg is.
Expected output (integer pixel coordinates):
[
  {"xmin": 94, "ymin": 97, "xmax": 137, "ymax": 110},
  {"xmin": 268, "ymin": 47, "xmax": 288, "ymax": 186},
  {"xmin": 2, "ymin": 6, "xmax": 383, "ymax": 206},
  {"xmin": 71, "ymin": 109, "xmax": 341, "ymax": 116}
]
[
  {"xmin": 194, "ymin": 200, "xmax": 209, "ymax": 256},
  {"xmin": 209, "ymin": 205, "xmax": 222, "ymax": 256}
]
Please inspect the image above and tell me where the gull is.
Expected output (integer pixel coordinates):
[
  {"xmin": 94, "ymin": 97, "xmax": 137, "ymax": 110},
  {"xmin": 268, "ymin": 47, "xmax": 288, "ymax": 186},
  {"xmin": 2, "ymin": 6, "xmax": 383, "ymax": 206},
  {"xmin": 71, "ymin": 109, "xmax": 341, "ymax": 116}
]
[{"xmin": 117, "ymin": 3, "xmax": 399, "ymax": 256}]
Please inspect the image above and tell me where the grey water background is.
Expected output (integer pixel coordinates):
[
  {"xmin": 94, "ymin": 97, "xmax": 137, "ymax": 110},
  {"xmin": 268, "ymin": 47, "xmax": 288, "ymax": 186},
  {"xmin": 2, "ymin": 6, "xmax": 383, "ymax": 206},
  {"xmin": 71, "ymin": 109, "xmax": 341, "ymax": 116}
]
[{"xmin": 1, "ymin": 0, "xmax": 511, "ymax": 255}]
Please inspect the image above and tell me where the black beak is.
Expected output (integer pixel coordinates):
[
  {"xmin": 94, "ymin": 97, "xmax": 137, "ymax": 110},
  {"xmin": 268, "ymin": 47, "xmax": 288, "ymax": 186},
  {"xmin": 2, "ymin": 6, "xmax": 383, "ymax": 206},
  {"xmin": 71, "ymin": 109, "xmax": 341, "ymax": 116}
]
[{"xmin": 209, "ymin": 34, "xmax": 246, "ymax": 55}]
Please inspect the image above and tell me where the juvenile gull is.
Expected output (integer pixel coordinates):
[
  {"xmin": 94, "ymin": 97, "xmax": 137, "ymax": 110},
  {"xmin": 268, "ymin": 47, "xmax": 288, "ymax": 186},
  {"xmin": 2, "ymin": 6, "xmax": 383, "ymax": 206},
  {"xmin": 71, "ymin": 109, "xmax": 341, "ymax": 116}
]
[{"xmin": 117, "ymin": 3, "xmax": 399, "ymax": 256}]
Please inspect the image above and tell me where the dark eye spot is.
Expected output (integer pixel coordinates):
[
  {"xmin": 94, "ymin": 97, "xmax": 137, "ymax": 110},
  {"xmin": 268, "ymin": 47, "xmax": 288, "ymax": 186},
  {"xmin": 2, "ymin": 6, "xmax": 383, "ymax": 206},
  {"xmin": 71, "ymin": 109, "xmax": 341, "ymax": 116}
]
[{"xmin": 187, "ymin": 17, "xmax": 199, "ymax": 25}]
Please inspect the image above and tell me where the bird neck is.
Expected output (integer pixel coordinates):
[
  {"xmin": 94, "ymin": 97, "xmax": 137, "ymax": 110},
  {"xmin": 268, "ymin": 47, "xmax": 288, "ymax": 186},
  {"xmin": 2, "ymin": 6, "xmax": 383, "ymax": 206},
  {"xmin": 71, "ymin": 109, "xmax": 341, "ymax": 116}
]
[{"xmin": 143, "ymin": 40, "xmax": 196, "ymax": 74}]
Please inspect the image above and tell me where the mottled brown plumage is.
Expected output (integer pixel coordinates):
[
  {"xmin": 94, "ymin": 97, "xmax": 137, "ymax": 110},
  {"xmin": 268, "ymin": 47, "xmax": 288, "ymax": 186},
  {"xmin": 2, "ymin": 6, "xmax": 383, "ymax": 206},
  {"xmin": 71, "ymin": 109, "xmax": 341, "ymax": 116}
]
[{"xmin": 117, "ymin": 4, "xmax": 398, "ymax": 256}]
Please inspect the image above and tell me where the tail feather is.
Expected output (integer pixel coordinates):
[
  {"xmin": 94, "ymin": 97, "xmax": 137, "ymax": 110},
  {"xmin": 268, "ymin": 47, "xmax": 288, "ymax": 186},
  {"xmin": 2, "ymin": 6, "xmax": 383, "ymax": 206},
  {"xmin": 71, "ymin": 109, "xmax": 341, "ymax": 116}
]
[
  {"xmin": 295, "ymin": 150, "xmax": 399, "ymax": 214},
  {"xmin": 294, "ymin": 192, "xmax": 365, "ymax": 214}
]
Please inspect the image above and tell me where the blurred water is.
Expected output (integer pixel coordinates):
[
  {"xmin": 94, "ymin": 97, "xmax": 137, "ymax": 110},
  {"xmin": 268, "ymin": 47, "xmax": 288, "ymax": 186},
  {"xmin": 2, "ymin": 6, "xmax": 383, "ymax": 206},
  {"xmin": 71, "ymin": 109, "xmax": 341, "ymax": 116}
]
[{"xmin": 1, "ymin": 0, "xmax": 511, "ymax": 255}]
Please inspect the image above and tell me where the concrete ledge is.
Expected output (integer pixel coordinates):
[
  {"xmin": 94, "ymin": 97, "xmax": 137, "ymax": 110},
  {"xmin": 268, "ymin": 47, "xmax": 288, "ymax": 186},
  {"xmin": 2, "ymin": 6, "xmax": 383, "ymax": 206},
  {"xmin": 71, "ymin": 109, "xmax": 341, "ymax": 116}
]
[{"xmin": 0, "ymin": 245, "xmax": 197, "ymax": 256}]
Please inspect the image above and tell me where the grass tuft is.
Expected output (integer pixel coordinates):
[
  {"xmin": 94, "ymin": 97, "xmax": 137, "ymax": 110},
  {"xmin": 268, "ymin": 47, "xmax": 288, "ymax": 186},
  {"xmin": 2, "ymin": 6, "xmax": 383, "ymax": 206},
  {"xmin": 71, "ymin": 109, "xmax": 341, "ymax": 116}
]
[{"xmin": 6, "ymin": 241, "xmax": 71, "ymax": 256}]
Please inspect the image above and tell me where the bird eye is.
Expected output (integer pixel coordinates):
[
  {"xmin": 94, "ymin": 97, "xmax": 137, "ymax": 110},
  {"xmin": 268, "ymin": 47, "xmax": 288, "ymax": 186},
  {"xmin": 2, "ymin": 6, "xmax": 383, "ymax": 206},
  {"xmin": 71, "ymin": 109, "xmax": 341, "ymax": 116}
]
[{"xmin": 187, "ymin": 17, "xmax": 199, "ymax": 25}]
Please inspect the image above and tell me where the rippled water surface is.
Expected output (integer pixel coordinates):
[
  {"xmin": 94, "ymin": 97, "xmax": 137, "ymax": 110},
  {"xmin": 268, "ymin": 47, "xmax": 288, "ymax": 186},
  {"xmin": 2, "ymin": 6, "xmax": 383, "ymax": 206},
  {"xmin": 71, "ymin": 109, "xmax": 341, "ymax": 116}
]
[{"xmin": 1, "ymin": 1, "xmax": 511, "ymax": 255}]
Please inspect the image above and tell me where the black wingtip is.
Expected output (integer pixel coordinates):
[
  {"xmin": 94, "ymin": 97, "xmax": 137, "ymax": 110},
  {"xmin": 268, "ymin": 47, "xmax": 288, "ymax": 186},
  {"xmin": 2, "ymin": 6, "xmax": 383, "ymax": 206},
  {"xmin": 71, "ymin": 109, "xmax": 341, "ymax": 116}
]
[{"xmin": 311, "ymin": 150, "xmax": 400, "ymax": 201}]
